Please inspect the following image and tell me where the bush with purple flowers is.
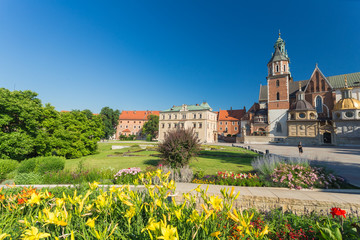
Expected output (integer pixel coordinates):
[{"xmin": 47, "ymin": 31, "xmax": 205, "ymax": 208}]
[
  {"xmin": 113, "ymin": 167, "xmax": 141, "ymax": 184},
  {"xmin": 271, "ymin": 163, "xmax": 344, "ymax": 189}
]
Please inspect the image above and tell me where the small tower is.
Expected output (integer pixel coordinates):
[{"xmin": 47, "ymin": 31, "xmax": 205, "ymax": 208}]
[{"xmin": 267, "ymin": 31, "xmax": 292, "ymax": 137}]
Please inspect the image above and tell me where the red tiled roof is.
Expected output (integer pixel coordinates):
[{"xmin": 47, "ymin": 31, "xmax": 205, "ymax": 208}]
[
  {"xmin": 122, "ymin": 129, "xmax": 131, "ymax": 132},
  {"xmin": 218, "ymin": 109, "xmax": 246, "ymax": 121},
  {"xmin": 119, "ymin": 110, "xmax": 160, "ymax": 120}
]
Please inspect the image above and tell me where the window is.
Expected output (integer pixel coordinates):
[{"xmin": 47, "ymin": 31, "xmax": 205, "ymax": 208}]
[
  {"xmin": 139, "ymin": 126, "xmax": 141, "ymax": 129},
  {"xmin": 299, "ymin": 113, "xmax": 306, "ymax": 118},
  {"xmin": 276, "ymin": 65, "xmax": 279, "ymax": 72},
  {"xmin": 284, "ymin": 65, "xmax": 286, "ymax": 72},
  {"xmin": 174, "ymin": 123, "xmax": 177, "ymax": 128},
  {"xmin": 276, "ymin": 80, "xmax": 279, "ymax": 87},
  {"xmin": 126, "ymin": 126, "xmax": 128, "ymax": 128},
  {"xmin": 162, "ymin": 115, "xmax": 165, "ymax": 120},
  {"xmin": 182, "ymin": 114, "xmax": 186, "ymax": 119},
  {"xmin": 321, "ymin": 80, "xmax": 325, "ymax": 91},
  {"xmin": 311, "ymin": 82, "xmax": 314, "ymax": 92},
  {"xmin": 193, "ymin": 123, "xmax": 196, "ymax": 128},
  {"xmin": 276, "ymin": 92, "xmax": 280, "ymax": 100},
  {"xmin": 199, "ymin": 114, "xmax": 202, "ymax": 119},
  {"xmin": 220, "ymin": 127, "xmax": 222, "ymax": 130},
  {"xmin": 225, "ymin": 122, "xmax": 228, "ymax": 125},
  {"xmin": 174, "ymin": 115, "xmax": 177, "ymax": 119},
  {"xmin": 168, "ymin": 114, "xmax": 171, "ymax": 120},
  {"xmin": 120, "ymin": 121, "xmax": 122, "ymax": 123},
  {"xmin": 235, "ymin": 127, "xmax": 238, "ymax": 131},
  {"xmin": 134, "ymin": 121, "xmax": 136, "ymax": 123},
  {"xmin": 232, "ymin": 122, "xmax": 235, "ymax": 125},
  {"xmin": 127, "ymin": 121, "xmax": 129, "ymax": 123},
  {"xmin": 168, "ymin": 123, "xmax": 171, "ymax": 128},
  {"xmin": 225, "ymin": 127, "xmax": 228, "ymax": 132},
  {"xmin": 199, "ymin": 123, "xmax": 202, "ymax": 128},
  {"xmin": 134, "ymin": 126, "xmax": 136, "ymax": 129},
  {"xmin": 161, "ymin": 124, "xmax": 165, "ymax": 128},
  {"xmin": 316, "ymin": 72, "xmax": 320, "ymax": 92},
  {"xmin": 315, "ymin": 96, "xmax": 323, "ymax": 113},
  {"xmin": 220, "ymin": 122, "xmax": 222, "ymax": 125},
  {"xmin": 345, "ymin": 112, "xmax": 354, "ymax": 118},
  {"xmin": 193, "ymin": 114, "xmax": 196, "ymax": 119},
  {"xmin": 276, "ymin": 122, "xmax": 282, "ymax": 133}
]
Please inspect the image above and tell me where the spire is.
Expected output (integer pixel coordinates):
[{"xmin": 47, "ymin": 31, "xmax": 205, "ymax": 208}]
[
  {"xmin": 344, "ymin": 74, "xmax": 348, "ymax": 88},
  {"xmin": 269, "ymin": 31, "xmax": 289, "ymax": 63}
]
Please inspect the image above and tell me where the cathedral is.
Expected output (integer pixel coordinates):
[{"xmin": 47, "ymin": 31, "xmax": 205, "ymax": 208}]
[{"xmin": 242, "ymin": 33, "xmax": 360, "ymax": 145}]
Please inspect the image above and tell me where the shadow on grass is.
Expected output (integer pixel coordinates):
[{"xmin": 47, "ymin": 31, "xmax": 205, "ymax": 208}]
[
  {"xmin": 199, "ymin": 150, "xmax": 258, "ymax": 159},
  {"xmin": 143, "ymin": 159, "xmax": 161, "ymax": 166}
]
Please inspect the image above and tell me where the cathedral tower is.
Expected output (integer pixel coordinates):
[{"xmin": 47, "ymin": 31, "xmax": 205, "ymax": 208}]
[{"xmin": 267, "ymin": 32, "xmax": 291, "ymax": 137}]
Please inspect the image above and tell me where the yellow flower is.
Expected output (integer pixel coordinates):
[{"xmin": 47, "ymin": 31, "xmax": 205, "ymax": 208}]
[
  {"xmin": 209, "ymin": 196, "xmax": 223, "ymax": 211},
  {"xmin": 158, "ymin": 224, "xmax": 178, "ymax": 240},
  {"xmin": 89, "ymin": 181, "xmax": 100, "ymax": 190},
  {"xmin": 55, "ymin": 198, "xmax": 65, "ymax": 208},
  {"xmin": 210, "ymin": 231, "xmax": 221, "ymax": 239},
  {"xmin": 86, "ymin": 217, "xmax": 97, "ymax": 228},
  {"xmin": 259, "ymin": 225, "xmax": 269, "ymax": 237},
  {"xmin": 27, "ymin": 193, "xmax": 41, "ymax": 206},
  {"xmin": 21, "ymin": 227, "xmax": 50, "ymax": 240},
  {"xmin": 0, "ymin": 233, "xmax": 10, "ymax": 240},
  {"xmin": 173, "ymin": 209, "xmax": 182, "ymax": 220},
  {"xmin": 124, "ymin": 207, "xmax": 136, "ymax": 224}
]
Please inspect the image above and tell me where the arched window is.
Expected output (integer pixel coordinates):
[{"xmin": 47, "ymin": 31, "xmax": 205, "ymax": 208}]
[
  {"xmin": 276, "ymin": 122, "xmax": 282, "ymax": 133},
  {"xmin": 310, "ymin": 82, "xmax": 314, "ymax": 92},
  {"xmin": 276, "ymin": 92, "xmax": 280, "ymax": 100},
  {"xmin": 321, "ymin": 80, "xmax": 325, "ymax": 91},
  {"xmin": 315, "ymin": 96, "xmax": 323, "ymax": 113},
  {"xmin": 276, "ymin": 80, "xmax": 279, "ymax": 87},
  {"xmin": 283, "ymin": 65, "xmax": 286, "ymax": 72},
  {"xmin": 276, "ymin": 65, "xmax": 279, "ymax": 72},
  {"xmin": 316, "ymin": 72, "xmax": 320, "ymax": 92}
]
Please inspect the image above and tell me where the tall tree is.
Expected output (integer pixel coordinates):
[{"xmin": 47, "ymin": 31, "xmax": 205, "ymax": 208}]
[
  {"xmin": 100, "ymin": 107, "xmax": 120, "ymax": 139},
  {"xmin": 142, "ymin": 114, "xmax": 159, "ymax": 140},
  {"xmin": 0, "ymin": 88, "xmax": 44, "ymax": 160}
]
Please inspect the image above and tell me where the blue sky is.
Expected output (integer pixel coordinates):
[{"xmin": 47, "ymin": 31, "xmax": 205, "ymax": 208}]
[{"xmin": 0, "ymin": 0, "xmax": 359, "ymax": 113}]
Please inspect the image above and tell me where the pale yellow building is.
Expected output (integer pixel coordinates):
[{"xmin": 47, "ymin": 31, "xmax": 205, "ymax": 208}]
[{"xmin": 158, "ymin": 102, "xmax": 218, "ymax": 143}]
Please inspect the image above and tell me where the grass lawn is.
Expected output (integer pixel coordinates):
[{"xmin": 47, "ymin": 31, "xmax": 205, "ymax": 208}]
[{"xmin": 65, "ymin": 142, "xmax": 258, "ymax": 175}]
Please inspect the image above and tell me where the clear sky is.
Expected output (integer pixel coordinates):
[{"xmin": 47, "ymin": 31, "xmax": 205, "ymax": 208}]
[{"xmin": 0, "ymin": 0, "xmax": 359, "ymax": 113}]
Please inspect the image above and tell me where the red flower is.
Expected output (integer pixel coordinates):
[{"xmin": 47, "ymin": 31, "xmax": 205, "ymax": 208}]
[{"xmin": 330, "ymin": 207, "xmax": 346, "ymax": 218}]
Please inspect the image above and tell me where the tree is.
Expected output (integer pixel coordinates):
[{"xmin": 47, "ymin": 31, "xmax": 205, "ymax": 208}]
[
  {"xmin": 100, "ymin": 107, "xmax": 120, "ymax": 139},
  {"xmin": 142, "ymin": 114, "xmax": 159, "ymax": 141},
  {"xmin": 157, "ymin": 128, "xmax": 201, "ymax": 169},
  {"xmin": 82, "ymin": 109, "xmax": 93, "ymax": 119},
  {"xmin": 0, "ymin": 88, "xmax": 105, "ymax": 160},
  {"xmin": 0, "ymin": 88, "xmax": 44, "ymax": 160}
]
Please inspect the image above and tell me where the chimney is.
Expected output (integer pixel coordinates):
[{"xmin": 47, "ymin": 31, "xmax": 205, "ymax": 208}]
[{"xmin": 196, "ymin": 104, "xmax": 199, "ymax": 106}]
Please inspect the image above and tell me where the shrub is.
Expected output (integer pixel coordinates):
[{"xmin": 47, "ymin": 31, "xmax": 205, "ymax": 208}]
[
  {"xmin": 113, "ymin": 167, "xmax": 141, "ymax": 184},
  {"xmin": 0, "ymin": 159, "xmax": 19, "ymax": 180},
  {"xmin": 17, "ymin": 158, "xmax": 38, "ymax": 173},
  {"xmin": 158, "ymin": 128, "xmax": 201, "ymax": 168},
  {"xmin": 14, "ymin": 172, "xmax": 44, "ymax": 185},
  {"xmin": 146, "ymin": 134, "xmax": 153, "ymax": 142},
  {"xmin": 37, "ymin": 156, "xmax": 65, "ymax": 174}
]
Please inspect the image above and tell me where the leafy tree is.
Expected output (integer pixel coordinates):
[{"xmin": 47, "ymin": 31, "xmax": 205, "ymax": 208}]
[
  {"xmin": 0, "ymin": 88, "xmax": 44, "ymax": 160},
  {"xmin": 157, "ymin": 128, "xmax": 201, "ymax": 169},
  {"xmin": 100, "ymin": 107, "xmax": 120, "ymax": 139},
  {"xmin": 142, "ymin": 114, "xmax": 159, "ymax": 141},
  {"xmin": 82, "ymin": 109, "xmax": 93, "ymax": 119},
  {"xmin": 0, "ymin": 88, "xmax": 104, "ymax": 160}
]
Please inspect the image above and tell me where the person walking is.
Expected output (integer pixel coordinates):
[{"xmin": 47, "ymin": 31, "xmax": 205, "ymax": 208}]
[{"xmin": 298, "ymin": 141, "xmax": 303, "ymax": 155}]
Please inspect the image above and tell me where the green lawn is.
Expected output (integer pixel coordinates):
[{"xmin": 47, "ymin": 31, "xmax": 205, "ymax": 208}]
[{"xmin": 65, "ymin": 142, "xmax": 258, "ymax": 175}]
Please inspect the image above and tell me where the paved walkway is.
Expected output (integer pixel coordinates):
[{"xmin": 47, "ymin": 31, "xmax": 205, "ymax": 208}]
[
  {"xmin": 1, "ymin": 183, "xmax": 360, "ymax": 213},
  {"xmin": 230, "ymin": 143, "xmax": 360, "ymax": 187}
]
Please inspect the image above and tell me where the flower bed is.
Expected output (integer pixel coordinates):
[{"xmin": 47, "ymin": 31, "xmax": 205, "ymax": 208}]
[
  {"xmin": 271, "ymin": 164, "xmax": 344, "ymax": 189},
  {"xmin": 192, "ymin": 171, "xmax": 264, "ymax": 187},
  {"xmin": 0, "ymin": 171, "xmax": 359, "ymax": 239}
]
